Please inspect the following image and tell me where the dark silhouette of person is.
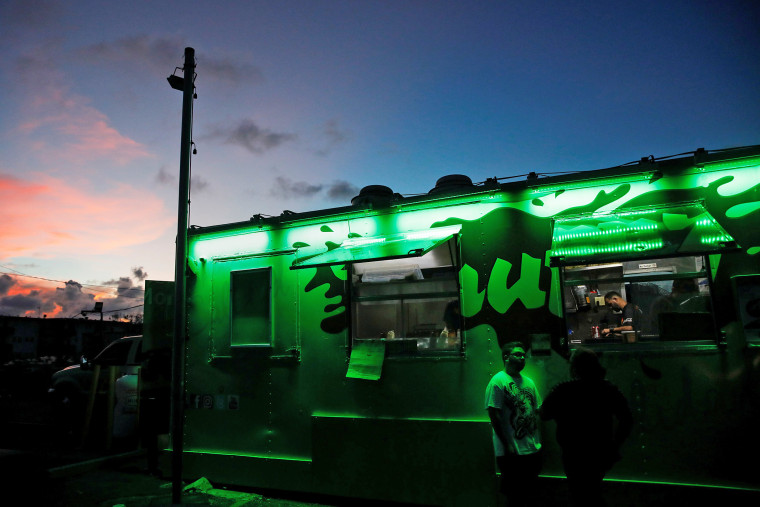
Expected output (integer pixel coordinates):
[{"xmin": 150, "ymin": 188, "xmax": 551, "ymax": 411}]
[{"xmin": 540, "ymin": 348, "xmax": 632, "ymax": 507}]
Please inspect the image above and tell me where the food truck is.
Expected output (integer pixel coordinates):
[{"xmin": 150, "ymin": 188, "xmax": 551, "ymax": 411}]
[{"xmin": 173, "ymin": 145, "xmax": 760, "ymax": 505}]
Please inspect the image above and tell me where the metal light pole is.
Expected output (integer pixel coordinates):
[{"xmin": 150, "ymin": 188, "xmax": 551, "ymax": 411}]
[{"xmin": 168, "ymin": 46, "xmax": 195, "ymax": 505}]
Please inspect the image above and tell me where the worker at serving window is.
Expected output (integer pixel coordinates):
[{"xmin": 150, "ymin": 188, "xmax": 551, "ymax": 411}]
[
  {"xmin": 601, "ymin": 291, "xmax": 641, "ymax": 341},
  {"xmin": 443, "ymin": 300, "xmax": 462, "ymax": 338}
]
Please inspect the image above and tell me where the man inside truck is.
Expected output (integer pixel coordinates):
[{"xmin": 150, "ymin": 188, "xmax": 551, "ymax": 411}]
[{"xmin": 601, "ymin": 291, "xmax": 642, "ymax": 342}]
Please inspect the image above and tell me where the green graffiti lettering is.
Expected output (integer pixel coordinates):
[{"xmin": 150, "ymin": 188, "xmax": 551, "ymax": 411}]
[
  {"xmin": 460, "ymin": 264, "xmax": 485, "ymax": 318},
  {"xmin": 486, "ymin": 254, "xmax": 546, "ymax": 313}
]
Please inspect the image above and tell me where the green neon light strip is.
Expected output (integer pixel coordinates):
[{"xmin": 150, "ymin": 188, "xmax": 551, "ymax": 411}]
[
  {"xmin": 393, "ymin": 193, "xmax": 499, "ymax": 211},
  {"xmin": 598, "ymin": 477, "xmax": 760, "ymax": 492},
  {"xmin": 555, "ymin": 224, "xmax": 660, "ymax": 243},
  {"xmin": 184, "ymin": 448, "xmax": 311, "ymax": 462},
  {"xmin": 183, "ymin": 449, "xmax": 760, "ymax": 493},
  {"xmin": 534, "ymin": 156, "xmax": 759, "ymax": 195},
  {"xmin": 531, "ymin": 172, "xmax": 653, "ymax": 194},
  {"xmin": 550, "ymin": 202, "xmax": 735, "ymax": 261},
  {"xmin": 702, "ymin": 155, "xmax": 760, "ymax": 171},
  {"xmin": 311, "ymin": 412, "xmax": 487, "ymax": 423},
  {"xmin": 700, "ymin": 235, "xmax": 733, "ymax": 245},
  {"xmin": 553, "ymin": 240, "xmax": 664, "ymax": 257},
  {"xmin": 535, "ymin": 475, "xmax": 760, "ymax": 492}
]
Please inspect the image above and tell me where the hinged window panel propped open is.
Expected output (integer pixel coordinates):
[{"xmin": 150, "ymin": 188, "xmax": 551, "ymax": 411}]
[
  {"xmin": 550, "ymin": 202, "xmax": 737, "ymax": 265},
  {"xmin": 291, "ymin": 224, "xmax": 462, "ymax": 269}
]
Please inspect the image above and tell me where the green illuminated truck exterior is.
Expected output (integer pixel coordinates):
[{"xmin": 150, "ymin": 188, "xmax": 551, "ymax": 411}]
[{"xmin": 177, "ymin": 146, "xmax": 760, "ymax": 505}]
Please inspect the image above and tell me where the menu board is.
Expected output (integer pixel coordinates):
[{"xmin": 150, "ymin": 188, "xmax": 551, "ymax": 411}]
[{"xmin": 346, "ymin": 340, "xmax": 386, "ymax": 380}]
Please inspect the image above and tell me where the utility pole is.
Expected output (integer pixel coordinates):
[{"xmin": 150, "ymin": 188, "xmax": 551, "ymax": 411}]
[{"xmin": 168, "ymin": 46, "xmax": 195, "ymax": 505}]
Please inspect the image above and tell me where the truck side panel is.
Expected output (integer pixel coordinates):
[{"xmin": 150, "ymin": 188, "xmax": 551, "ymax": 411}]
[{"xmin": 178, "ymin": 152, "xmax": 760, "ymax": 504}]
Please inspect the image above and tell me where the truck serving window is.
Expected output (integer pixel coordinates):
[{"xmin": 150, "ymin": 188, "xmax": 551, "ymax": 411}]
[
  {"xmin": 349, "ymin": 238, "xmax": 462, "ymax": 357},
  {"xmin": 560, "ymin": 255, "xmax": 717, "ymax": 347},
  {"xmin": 230, "ymin": 267, "xmax": 272, "ymax": 347},
  {"xmin": 291, "ymin": 225, "xmax": 463, "ymax": 357},
  {"xmin": 550, "ymin": 202, "xmax": 735, "ymax": 349}
]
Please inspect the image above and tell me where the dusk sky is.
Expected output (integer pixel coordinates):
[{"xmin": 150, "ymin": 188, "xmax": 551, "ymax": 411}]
[{"xmin": 1, "ymin": 0, "xmax": 758, "ymax": 318}]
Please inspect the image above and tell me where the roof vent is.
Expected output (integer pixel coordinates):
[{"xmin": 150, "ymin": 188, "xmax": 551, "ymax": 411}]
[
  {"xmin": 428, "ymin": 174, "xmax": 474, "ymax": 195},
  {"xmin": 351, "ymin": 185, "xmax": 396, "ymax": 208}
]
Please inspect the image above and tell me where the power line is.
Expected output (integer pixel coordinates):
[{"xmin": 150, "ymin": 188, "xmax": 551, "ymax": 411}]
[{"xmin": 68, "ymin": 302, "xmax": 145, "ymax": 319}]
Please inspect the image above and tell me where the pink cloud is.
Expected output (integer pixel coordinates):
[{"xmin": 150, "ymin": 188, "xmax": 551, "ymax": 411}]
[
  {"xmin": 22, "ymin": 106, "xmax": 151, "ymax": 166},
  {"xmin": 0, "ymin": 275, "xmax": 126, "ymax": 319},
  {"xmin": 1, "ymin": 267, "xmax": 152, "ymax": 319},
  {"xmin": 16, "ymin": 80, "xmax": 151, "ymax": 166},
  {"xmin": 0, "ymin": 173, "xmax": 174, "ymax": 259}
]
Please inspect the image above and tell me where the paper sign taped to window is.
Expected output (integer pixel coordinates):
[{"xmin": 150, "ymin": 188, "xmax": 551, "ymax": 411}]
[{"xmin": 346, "ymin": 340, "xmax": 386, "ymax": 380}]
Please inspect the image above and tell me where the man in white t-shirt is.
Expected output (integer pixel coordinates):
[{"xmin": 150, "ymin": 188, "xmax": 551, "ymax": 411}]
[{"xmin": 485, "ymin": 341, "xmax": 542, "ymax": 506}]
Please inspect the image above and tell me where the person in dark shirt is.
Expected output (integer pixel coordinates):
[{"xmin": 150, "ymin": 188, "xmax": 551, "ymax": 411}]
[
  {"xmin": 443, "ymin": 299, "xmax": 462, "ymax": 336},
  {"xmin": 602, "ymin": 291, "xmax": 641, "ymax": 342},
  {"xmin": 540, "ymin": 348, "xmax": 633, "ymax": 507}
]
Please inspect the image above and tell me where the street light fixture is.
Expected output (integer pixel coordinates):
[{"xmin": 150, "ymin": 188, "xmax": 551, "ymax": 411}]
[
  {"xmin": 167, "ymin": 73, "xmax": 184, "ymax": 91},
  {"xmin": 81, "ymin": 301, "xmax": 104, "ymax": 321}
]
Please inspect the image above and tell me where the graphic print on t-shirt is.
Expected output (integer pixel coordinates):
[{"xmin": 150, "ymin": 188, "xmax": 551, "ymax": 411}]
[{"xmin": 503, "ymin": 381, "xmax": 538, "ymax": 439}]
